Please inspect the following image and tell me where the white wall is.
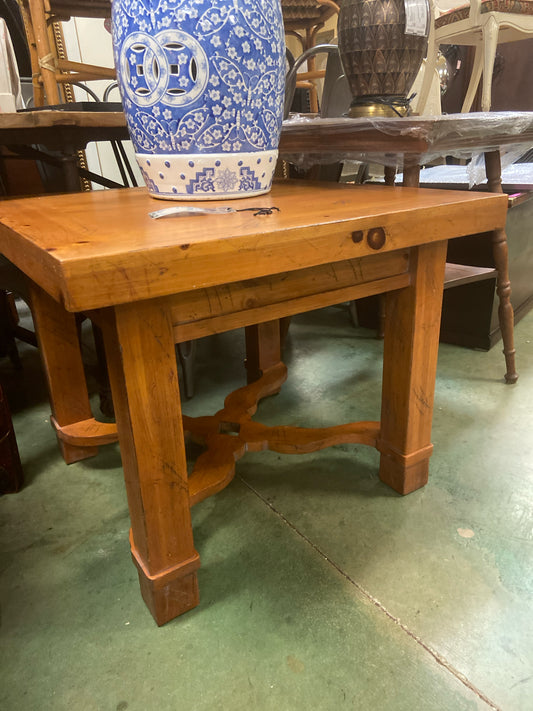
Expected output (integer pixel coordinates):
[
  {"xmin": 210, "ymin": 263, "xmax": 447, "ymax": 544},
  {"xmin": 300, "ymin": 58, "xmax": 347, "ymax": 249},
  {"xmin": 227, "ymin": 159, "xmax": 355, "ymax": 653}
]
[{"xmin": 60, "ymin": 17, "xmax": 143, "ymax": 189}]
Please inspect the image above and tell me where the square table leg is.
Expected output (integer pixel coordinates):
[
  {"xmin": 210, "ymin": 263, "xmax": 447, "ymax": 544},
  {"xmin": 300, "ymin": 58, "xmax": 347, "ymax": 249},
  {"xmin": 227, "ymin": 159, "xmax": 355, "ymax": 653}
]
[
  {"xmin": 244, "ymin": 320, "xmax": 282, "ymax": 384},
  {"xmin": 100, "ymin": 298, "xmax": 200, "ymax": 625},
  {"xmin": 29, "ymin": 283, "xmax": 100, "ymax": 464},
  {"xmin": 378, "ymin": 241, "xmax": 448, "ymax": 495}
]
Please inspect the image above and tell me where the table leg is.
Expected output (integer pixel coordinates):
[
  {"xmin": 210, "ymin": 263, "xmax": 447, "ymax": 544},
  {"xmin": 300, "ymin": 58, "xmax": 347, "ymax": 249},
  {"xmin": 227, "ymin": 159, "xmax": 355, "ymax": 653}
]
[
  {"xmin": 402, "ymin": 161, "xmax": 421, "ymax": 188},
  {"xmin": 59, "ymin": 151, "xmax": 82, "ymax": 193},
  {"xmin": 101, "ymin": 299, "xmax": 199, "ymax": 625},
  {"xmin": 384, "ymin": 166, "xmax": 396, "ymax": 186},
  {"xmin": 485, "ymin": 150, "xmax": 517, "ymax": 384},
  {"xmin": 378, "ymin": 241, "xmax": 447, "ymax": 494},
  {"xmin": 29, "ymin": 283, "xmax": 99, "ymax": 464},
  {"xmin": 245, "ymin": 320, "xmax": 282, "ymax": 384}
]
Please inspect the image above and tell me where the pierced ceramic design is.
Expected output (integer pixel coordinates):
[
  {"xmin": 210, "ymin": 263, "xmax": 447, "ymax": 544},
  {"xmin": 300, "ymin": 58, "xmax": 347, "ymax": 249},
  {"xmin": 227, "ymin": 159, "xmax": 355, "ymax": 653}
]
[{"xmin": 112, "ymin": 0, "xmax": 286, "ymax": 200}]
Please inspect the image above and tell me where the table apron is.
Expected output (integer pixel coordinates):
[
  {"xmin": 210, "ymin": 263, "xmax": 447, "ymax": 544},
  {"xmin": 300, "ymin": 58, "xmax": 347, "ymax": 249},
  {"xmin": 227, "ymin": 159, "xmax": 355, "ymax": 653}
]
[{"xmin": 169, "ymin": 249, "xmax": 411, "ymax": 343}]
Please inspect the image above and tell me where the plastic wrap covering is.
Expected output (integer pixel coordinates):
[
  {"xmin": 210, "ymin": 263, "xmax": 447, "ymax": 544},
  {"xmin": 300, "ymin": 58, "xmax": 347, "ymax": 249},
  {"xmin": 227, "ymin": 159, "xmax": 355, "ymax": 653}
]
[{"xmin": 279, "ymin": 112, "xmax": 533, "ymax": 186}]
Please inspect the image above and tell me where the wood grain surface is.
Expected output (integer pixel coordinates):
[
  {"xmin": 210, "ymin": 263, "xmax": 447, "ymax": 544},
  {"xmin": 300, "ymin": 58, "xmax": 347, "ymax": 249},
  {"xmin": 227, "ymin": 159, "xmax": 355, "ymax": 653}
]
[{"xmin": 0, "ymin": 181, "xmax": 507, "ymax": 312}]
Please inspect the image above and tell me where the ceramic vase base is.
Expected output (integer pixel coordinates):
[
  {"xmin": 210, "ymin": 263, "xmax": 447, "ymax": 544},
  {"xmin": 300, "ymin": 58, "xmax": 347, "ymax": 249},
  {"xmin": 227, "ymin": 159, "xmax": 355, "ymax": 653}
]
[{"xmin": 137, "ymin": 150, "xmax": 279, "ymax": 201}]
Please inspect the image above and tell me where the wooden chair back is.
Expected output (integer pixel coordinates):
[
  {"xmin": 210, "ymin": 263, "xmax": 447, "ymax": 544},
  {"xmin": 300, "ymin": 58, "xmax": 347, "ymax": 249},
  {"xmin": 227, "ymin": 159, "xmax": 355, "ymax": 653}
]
[
  {"xmin": 427, "ymin": 0, "xmax": 533, "ymax": 111},
  {"xmin": 17, "ymin": 0, "xmax": 114, "ymax": 105}
]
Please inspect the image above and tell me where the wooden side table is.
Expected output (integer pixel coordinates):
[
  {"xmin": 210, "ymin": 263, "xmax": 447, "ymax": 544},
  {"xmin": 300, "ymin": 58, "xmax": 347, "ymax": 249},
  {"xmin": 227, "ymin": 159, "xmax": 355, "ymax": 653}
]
[{"xmin": 0, "ymin": 181, "xmax": 508, "ymax": 624}]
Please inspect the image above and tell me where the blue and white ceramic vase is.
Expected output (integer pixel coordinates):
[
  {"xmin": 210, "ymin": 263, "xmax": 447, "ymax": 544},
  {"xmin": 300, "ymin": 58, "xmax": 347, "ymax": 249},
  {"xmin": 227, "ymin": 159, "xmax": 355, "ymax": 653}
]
[{"xmin": 111, "ymin": 0, "xmax": 286, "ymax": 200}]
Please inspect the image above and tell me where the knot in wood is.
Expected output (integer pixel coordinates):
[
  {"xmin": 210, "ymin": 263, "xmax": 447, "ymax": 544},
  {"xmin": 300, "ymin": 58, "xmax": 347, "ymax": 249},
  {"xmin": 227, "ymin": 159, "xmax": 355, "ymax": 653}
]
[{"xmin": 367, "ymin": 227, "xmax": 386, "ymax": 250}]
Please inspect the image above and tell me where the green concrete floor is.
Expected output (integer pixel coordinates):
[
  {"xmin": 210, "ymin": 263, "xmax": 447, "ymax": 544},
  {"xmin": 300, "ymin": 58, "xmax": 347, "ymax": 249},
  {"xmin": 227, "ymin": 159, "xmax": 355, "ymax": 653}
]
[{"xmin": 1, "ymin": 305, "xmax": 532, "ymax": 711}]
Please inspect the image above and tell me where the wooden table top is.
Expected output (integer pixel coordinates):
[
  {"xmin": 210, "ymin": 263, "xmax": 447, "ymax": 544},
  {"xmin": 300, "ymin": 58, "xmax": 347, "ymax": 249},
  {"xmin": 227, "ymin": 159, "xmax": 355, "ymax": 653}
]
[
  {"xmin": 0, "ymin": 181, "xmax": 507, "ymax": 312},
  {"xmin": 2, "ymin": 110, "xmax": 532, "ymax": 160},
  {"xmin": 279, "ymin": 112, "xmax": 533, "ymax": 160},
  {"xmin": 0, "ymin": 110, "xmax": 128, "ymax": 149},
  {"xmin": 0, "ymin": 110, "xmax": 126, "ymax": 131}
]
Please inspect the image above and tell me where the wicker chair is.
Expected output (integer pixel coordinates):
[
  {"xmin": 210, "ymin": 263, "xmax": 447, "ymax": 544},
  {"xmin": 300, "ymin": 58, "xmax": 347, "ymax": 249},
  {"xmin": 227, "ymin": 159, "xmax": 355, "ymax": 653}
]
[
  {"xmin": 282, "ymin": 0, "xmax": 339, "ymax": 113},
  {"xmin": 17, "ymin": 0, "xmax": 114, "ymax": 105}
]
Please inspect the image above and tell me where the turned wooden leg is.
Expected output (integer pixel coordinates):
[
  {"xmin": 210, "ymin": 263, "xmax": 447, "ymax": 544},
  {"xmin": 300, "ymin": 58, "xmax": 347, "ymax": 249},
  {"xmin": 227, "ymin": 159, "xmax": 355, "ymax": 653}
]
[
  {"xmin": 245, "ymin": 320, "xmax": 282, "ymax": 384},
  {"xmin": 28, "ymin": 283, "xmax": 99, "ymax": 464},
  {"xmin": 101, "ymin": 299, "xmax": 199, "ymax": 625},
  {"xmin": 485, "ymin": 150, "xmax": 517, "ymax": 384},
  {"xmin": 378, "ymin": 241, "xmax": 448, "ymax": 494}
]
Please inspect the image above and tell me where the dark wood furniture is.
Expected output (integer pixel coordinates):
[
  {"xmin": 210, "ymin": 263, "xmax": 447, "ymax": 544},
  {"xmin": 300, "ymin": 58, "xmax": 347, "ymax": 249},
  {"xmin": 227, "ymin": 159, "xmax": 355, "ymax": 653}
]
[
  {"xmin": 441, "ymin": 191, "xmax": 533, "ymax": 349},
  {"xmin": 389, "ymin": 166, "xmax": 533, "ymax": 350},
  {"xmin": 0, "ymin": 381, "xmax": 24, "ymax": 494},
  {"xmin": 0, "ymin": 181, "xmax": 507, "ymax": 624},
  {"xmin": 0, "ymin": 109, "xmax": 129, "ymax": 192}
]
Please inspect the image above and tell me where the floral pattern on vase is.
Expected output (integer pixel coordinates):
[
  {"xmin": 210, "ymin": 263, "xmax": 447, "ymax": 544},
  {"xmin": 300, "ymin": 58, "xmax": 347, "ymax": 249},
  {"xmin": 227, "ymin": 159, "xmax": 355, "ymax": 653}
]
[{"xmin": 112, "ymin": 0, "xmax": 285, "ymax": 199}]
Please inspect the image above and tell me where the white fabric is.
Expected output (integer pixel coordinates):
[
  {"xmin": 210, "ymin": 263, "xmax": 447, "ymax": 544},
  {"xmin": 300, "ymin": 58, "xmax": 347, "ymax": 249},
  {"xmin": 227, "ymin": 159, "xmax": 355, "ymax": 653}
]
[{"xmin": 0, "ymin": 18, "xmax": 24, "ymax": 113}]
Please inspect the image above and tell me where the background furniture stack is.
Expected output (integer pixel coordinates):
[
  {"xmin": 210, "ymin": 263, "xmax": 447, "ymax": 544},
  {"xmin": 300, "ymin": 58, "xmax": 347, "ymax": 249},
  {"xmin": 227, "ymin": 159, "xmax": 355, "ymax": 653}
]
[{"xmin": 17, "ymin": 0, "xmax": 114, "ymax": 106}]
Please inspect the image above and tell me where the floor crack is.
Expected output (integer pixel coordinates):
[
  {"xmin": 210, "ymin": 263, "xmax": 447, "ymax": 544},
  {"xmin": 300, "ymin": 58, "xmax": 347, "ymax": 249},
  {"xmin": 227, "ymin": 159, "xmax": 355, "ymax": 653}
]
[{"xmin": 240, "ymin": 476, "xmax": 502, "ymax": 711}]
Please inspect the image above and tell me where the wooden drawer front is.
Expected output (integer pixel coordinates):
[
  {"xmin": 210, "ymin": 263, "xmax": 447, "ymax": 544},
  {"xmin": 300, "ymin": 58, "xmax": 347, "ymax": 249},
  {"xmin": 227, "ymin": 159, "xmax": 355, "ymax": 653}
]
[{"xmin": 170, "ymin": 250, "xmax": 410, "ymax": 342}]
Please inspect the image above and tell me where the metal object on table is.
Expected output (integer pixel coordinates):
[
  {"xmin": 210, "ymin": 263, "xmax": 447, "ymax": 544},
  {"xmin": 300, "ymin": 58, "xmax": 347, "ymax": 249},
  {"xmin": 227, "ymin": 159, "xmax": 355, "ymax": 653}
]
[
  {"xmin": 281, "ymin": 0, "xmax": 340, "ymax": 113},
  {"xmin": 436, "ymin": 52, "xmax": 451, "ymax": 95},
  {"xmin": 149, "ymin": 206, "xmax": 280, "ymax": 219}
]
